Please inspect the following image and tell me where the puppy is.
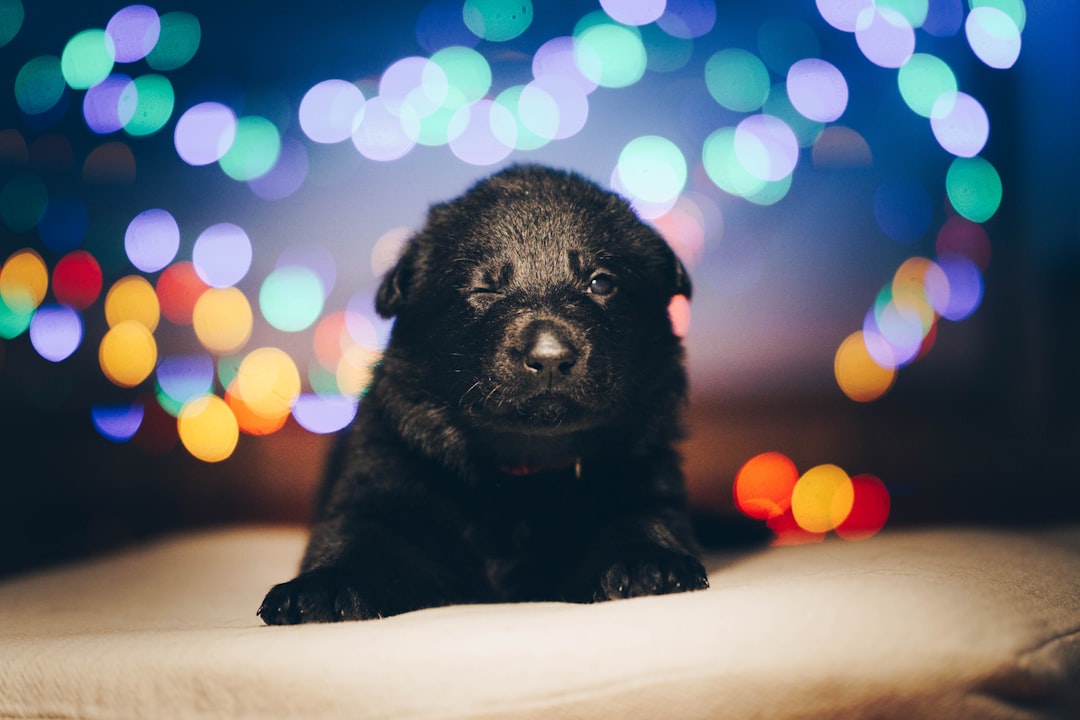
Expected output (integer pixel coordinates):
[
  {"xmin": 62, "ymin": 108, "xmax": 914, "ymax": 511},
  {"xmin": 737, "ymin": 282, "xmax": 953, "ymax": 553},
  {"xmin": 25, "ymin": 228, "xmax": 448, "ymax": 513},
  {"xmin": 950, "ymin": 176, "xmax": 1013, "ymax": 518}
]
[{"xmin": 259, "ymin": 165, "xmax": 708, "ymax": 624}]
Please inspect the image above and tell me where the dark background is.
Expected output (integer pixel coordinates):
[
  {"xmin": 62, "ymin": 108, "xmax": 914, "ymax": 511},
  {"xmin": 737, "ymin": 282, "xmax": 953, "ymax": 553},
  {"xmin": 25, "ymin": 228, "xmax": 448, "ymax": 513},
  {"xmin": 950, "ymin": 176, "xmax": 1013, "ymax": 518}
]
[{"xmin": 1, "ymin": 0, "xmax": 1077, "ymax": 577}]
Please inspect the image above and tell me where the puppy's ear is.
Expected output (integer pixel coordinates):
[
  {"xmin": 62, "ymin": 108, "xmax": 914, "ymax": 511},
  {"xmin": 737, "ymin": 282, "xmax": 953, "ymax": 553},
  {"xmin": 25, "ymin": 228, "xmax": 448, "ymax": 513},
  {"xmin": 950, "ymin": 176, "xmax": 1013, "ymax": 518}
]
[{"xmin": 376, "ymin": 244, "xmax": 416, "ymax": 319}]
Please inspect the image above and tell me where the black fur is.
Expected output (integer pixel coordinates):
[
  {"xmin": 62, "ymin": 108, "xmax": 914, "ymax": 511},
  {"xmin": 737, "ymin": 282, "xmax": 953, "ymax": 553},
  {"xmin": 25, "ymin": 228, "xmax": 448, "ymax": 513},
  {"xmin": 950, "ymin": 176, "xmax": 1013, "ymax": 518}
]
[{"xmin": 258, "ymin": 166, "xmax": 707, "ymax": 624}]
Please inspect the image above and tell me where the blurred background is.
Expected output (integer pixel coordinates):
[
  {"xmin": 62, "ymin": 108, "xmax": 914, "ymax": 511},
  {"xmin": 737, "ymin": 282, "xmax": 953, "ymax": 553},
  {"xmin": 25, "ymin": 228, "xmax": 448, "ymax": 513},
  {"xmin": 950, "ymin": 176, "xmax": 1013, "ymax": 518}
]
[{"xmin": 1, "ymin": 0, "xmax": 1077, "ymax": 575}]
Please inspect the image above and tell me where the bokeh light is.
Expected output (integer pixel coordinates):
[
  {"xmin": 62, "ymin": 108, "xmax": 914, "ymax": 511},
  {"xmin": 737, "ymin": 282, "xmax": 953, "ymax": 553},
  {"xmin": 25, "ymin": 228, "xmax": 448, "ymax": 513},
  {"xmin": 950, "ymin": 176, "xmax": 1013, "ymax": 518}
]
[
  {"xmin": 292, "ymin": 394, "xmax": 359, "ymax": 434},
  {"xmin": 156, "ymin": 261, "xmax": 208, "ymax": 325},
  {"xmin": 248, "ymin": 136, "xmax": 309, "ymax": 201},
  {"xmin": 218, "ymin": 115, "xmax": 280, "ymax": 181},
  {"xmin": 733, "ymin": 451, "xmax": 799, "ymax": 520},
  {"xmin": 835, "ymin": 331, "xmax": 896, "ymax": 402},
  {"xmin": 758, "ymin": 16, "xmax": 821, "ymax": 75},
  {"xmin": 931, "ymin": 91, "xmax": 989, "ymax": 158},
  {"xmin": 791, "ymin": 464, "xmax": 855, "ymax": 534},
  {"xmin": 15, "ymin": 56, "xmax": 65, "ymax": 116},
  {"xmin": 897, "ymin": 53, "xmax": 957, "ymax": 118},
  {"xmin": 0, "ymin": 249, "xmax": 48, "ymax": 314},
  {"xmin": 463, "ymin": 0, "xmax": 532, "ymax": 42},
  {"xmin": 937, "ymin": 216, "xmax": 991, "ymax": 270},
  {"xmin": 971, "ymin": 0, "xmax": 1026, "ymax": 31},
  {"xmin": 259, "ymin": 266, "xmax": 325, "ymax": 332},
  {"xmin": 835, "ymin": 474, "xmax": 891, "ymax": 541},
  {"xmin": 816, "ymin": 0, "xmax": 873, "ymax": 32},
  {"xmin": 734, "ymin": 114, "xmax": 799, "ymax": 182},
  {"xmin": 82, "ymin": 73, "xmax": 136, "ymax": 134},
  {"xmin": 235, "ymin": 346, "xmax": 301, "ymax": 422},
  {"xmin": 174, "ymin": 102, "xmax": 237, "ymax": 165},
  {"xmin": 946, "ymin": 156, "xmax": 1002, "ymax": 223},
  {"xmin": 574, "ymin": 13, "xmax": 647, "ymax": 89},
  {"xmin": 192, "ymin": 287, "xmax": 252, "ymax": 354},
  {"xmin": 615, "ymin": 135, "xmax": 687, "ymax": 207},
  {"xmin": 177, "ymin": 394, "xmax": 238, "ymax": 462},
  {"xmin": 52, "ymin": 250, "xmax": 102, "ymax": 310},
  {"xmin": 125, "ymin": 208, "xmax": 180, "ymax": 273},
  {"xmin": 29, "ymin": 304, "xmax": 82, "ymax": 362},
  {"xmin": 936, "ymin": 253, "xmax": 984, "ymax": 321},
  {"xmin": 104, "ymin": 275, "xmax": 160, "ymax": 331},
  {"xmin": 61, "ymin": 29, "xmax": 115, "ymax": 91},
  {"xmin": 601, "ymin": 0, "xmax": 665, "ymax": 26},
  {"xmin": 124, "ymin": 74, "xmax": 174, "ymax": 137},
  {"xmin": 704, "ymin": 49, "xmax": 770, "ymax": 113},
  {"xmin": 106, "ymin": 4, "xmax": 161, "ymax": 63},
  {"xmin": 300, "ymin": 79, "xmax": 365, "ymax": 144},
  {"xmin": 145, "ymin": 11, "xmax": 200, "ymax": 71},
  {"xmin": 0, "ymin": 0, "xmax": 24, "ymax": 48},
  {"xmin": 99, "ymin": 319, "xmax": 157, "ymax": 387},
  {"xmin": 965, "ymin": 7, "xmax": 1021, "ymax": 69},
  {"xmin": 156, "ymin": 353, "xmax": 215, "ymax": 413},
  {"xmin": 854, "ymin": 6, "xmax": 915, "ymax": 68},
  {"xmin": 91, "ymin": 403, "xmax": 144, "ymax": 442},
  {"xmin": 351, "ymin": 97, "xmax": 418, "ymax": 162},
  {"xmin": 192, "ymin": 222, "xmax": 252, "ymax": 288},
  {"xmin": 786, "ymin": 59, "xmax": 847, "ymax": 123},
  {"xmin": 448, "ymin": 99, "xmax": 516, "ymax": 165}
]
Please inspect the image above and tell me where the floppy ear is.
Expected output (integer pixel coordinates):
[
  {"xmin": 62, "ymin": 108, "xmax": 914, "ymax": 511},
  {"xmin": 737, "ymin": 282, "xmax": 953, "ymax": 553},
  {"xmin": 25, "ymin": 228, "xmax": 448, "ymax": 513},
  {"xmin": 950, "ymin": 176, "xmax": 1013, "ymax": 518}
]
[{"xmin": 375, "ymin": 244, "xmax": 416, "ymax": 319}]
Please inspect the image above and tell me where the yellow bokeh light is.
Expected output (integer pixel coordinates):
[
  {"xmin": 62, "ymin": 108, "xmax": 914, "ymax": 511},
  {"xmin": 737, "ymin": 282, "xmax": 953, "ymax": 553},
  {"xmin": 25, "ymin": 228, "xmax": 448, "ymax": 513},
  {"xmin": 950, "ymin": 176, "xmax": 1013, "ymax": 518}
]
[
  {"xmin": 0, "ymin": 249, "xmax": 48, "ymax": 313},
  {"xmin": 336, "ymin": 345, "xmax": 381, "ymax": 396},
  {"xmin": 235, "ymin": 346, "xmax": 301, "ymax": 419},
  {"xmin": 791, "ymin": 463, "xmax": 855, "ymax": 534},
  {"xmin": 177, "ymin": 394, "xmax": 240, "ymax": 463},
  {"xmin": 99, "ymin": 320, "xmax": 158, "ymax": 387},
  {"xmin": 834, "ymin": 331, "xmax": 896, "ymax": 402},
  {"xmin": 226, "ymin": 382, "xmax": 290, "ymax": 436},
  {"xmin": 104, "ymin": 275, "xmax": 160, "ymax": 331},
  {"xmin": 192, "ymin": 287, "xmax": 252, "ymax": 354},
  {"xmin": 891, "ymin": 257, "xmax": 938, "ymax": 331}
]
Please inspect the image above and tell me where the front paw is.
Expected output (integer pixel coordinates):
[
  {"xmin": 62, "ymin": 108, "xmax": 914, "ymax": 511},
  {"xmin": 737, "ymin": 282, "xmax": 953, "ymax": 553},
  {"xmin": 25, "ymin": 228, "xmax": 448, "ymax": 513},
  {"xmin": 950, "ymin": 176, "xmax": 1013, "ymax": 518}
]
[
  {"xmin": 258, "ymin": 568, "xmax": 375, "ymax": 625},
  {"xmin": 591, "ymin": 547, "xmax": 709, "ymax": 602}
]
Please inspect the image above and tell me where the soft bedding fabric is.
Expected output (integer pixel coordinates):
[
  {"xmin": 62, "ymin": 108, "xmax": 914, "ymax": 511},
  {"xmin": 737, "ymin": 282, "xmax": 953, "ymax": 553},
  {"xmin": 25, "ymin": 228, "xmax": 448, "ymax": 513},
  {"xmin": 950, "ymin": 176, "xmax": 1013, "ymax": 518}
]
[{"xmin": 1, "ymin": 525, "xmax": 1078, "ymax": 720}]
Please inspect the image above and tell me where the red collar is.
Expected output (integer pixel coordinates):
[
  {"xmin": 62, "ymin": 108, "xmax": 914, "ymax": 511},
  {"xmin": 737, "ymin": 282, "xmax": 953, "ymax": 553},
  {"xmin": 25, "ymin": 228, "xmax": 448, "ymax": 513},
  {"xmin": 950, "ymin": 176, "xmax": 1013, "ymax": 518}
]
[{"xmin": 499, "ymin": 458, "xmax": 582, "ymax": 478}]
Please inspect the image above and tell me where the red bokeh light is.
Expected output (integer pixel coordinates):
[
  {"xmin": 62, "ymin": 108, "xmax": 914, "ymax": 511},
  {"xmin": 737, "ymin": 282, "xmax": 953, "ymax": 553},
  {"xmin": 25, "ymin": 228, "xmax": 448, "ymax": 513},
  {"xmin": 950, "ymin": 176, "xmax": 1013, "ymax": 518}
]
[{"xmin": 52, "ymin": 250, "xmax": 102, "ymax": 310}]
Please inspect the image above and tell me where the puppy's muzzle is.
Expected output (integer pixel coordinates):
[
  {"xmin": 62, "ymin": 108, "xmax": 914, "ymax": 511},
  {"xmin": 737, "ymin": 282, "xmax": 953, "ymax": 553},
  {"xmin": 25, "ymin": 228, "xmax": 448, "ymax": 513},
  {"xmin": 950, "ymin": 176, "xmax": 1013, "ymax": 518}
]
[{"xmin": 515, "ymin": 319, "xmax": 583, "ymax": 389}]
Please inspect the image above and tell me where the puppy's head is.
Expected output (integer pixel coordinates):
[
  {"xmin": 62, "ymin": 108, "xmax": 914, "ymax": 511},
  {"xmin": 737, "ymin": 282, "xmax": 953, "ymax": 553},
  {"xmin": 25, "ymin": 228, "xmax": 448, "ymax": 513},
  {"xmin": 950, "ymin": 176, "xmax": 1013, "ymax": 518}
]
[{"xmin": 376, "ymin": 165, "xmax": 690, "ymax": 445}]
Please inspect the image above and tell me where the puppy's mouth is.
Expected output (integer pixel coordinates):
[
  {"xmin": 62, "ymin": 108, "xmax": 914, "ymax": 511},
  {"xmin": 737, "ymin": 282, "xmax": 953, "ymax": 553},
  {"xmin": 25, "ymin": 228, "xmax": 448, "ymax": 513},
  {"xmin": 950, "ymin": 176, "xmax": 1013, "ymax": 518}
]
[{"xmin": 464, "ymin": 390, "xmax": 601, "ymax": 436}]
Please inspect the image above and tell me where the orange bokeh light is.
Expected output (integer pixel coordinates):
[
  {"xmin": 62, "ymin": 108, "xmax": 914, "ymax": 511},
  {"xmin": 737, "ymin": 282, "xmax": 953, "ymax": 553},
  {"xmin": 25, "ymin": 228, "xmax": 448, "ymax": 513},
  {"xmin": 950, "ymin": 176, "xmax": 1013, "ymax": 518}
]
[{"xmin": 733, "ymin": 451, "xmax": 799, "ymax": 520}]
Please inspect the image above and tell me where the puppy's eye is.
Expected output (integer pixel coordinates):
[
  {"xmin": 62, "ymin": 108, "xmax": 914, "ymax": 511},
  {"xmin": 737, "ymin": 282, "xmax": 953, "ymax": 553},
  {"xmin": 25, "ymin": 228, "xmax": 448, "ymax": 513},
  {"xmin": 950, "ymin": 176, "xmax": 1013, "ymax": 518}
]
[{"xmin": 588, "ymin": 274, "xmax": 616, "ymax": 297}]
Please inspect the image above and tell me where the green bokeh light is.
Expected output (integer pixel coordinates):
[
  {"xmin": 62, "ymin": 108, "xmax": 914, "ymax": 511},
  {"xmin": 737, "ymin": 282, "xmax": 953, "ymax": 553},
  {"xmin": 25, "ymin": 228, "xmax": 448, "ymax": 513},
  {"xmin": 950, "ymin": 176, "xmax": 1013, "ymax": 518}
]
[
  {"xmin": 61, "ymin": 29, "xmax": 115, "ymax": 90},
  {"xmin": 574, "ymin": 14, "xmax": 646, "ymax": 89},
  {"xmin": 495, "ymin": 85, "xmax": 551, "ymax": 151},
  {"xmin": 898, "ymin": 53, "xmax": 956, "ymax": 118},
  {"xmin": 1, "ymin": 174, "xmax": 47, "ymax": 233},
  {"xmin": 877, "ymin": 0, "xmax": 929, "ymax": 27},
  {"xmin": 703, "ymin": 127, "xmax": 766, "ymax": 198},
  {"xmin": 946, "ymin": 156, "xmax": 1002, "ymax": 223},
  {"xmin": 463, "ymin": 0, "xmax": 532, "ymax": 42},
  {"xmin": 430, "ymin": 46, "xmax": 491, "ymax": 107},
  {"xmin": 146, "ymin": 11, "xmax": 200, "ymax": 71},
  {"xmin": 970, "ymin": 0, "xmax": 1026, "ymax": 31},
  {"xmin": 0, "ymin": 0, "xmax": 25, "ymax": 48},
  {"xmin": 14, "ymin": 56, "xmax": 64, "ymax": 115},
  {"xmin": 124, "ymin": 74, "xmax": 174, "ymax": 136},
  {"xmin": 259, "ymin": 266, "xmax": 325, "ymax": 332},
  {"xmin": 705, "ymin": 49, "xmax": 770, "ymax": 113},
  {"xmin": 618, "ymin": 136, "xmax": 687, "ymax": 204},
  {"xmin": 0, "ymin": 293, "xmax": 33, "ymax": 339},
  {"xmin": 219, "ymin": 116, "xmax": 281, "ymax": 181}
]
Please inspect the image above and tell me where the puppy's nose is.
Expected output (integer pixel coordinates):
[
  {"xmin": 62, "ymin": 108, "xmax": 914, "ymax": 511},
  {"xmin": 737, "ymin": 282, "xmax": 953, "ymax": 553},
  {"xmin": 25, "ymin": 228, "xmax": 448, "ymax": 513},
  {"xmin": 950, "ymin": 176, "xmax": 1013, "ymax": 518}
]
[{"xmin": 524, "ymin": 328, "xmax": 578, "ymax": 380}]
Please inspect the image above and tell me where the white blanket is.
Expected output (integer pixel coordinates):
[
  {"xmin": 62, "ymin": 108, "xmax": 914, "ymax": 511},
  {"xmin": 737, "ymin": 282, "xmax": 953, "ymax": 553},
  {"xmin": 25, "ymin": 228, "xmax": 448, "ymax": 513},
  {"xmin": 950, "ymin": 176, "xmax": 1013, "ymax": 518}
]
[{"xmin": 1, "ymin": 526, "xmax": 1078, "ymax": 719}]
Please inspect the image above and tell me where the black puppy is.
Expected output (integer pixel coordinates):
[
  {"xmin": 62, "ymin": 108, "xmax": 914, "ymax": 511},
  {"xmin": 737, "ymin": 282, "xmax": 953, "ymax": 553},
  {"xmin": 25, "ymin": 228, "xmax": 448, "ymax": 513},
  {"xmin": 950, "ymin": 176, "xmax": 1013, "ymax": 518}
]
[{"xmin": 259, "ymin": 165, "xmax": 708, "ymax": 624}]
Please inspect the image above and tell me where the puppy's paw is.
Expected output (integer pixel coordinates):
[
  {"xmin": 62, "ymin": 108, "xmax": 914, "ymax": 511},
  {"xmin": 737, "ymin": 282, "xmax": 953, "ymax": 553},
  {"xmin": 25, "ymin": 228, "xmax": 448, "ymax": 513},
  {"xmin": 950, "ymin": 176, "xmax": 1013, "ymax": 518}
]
[
  {"xmin": 591, "ymin": 547, "xmax": 709, "ymax": 602},
  {"xmin": 258, "ymin": 568, "xmax": 375, "ymax": 625}
]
